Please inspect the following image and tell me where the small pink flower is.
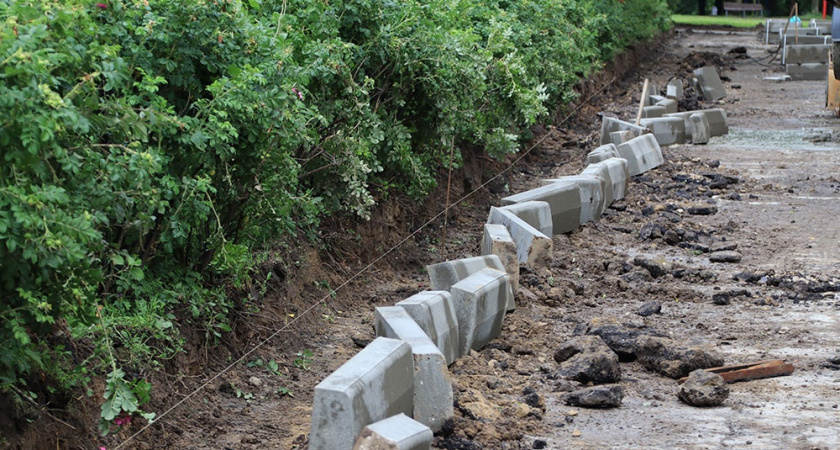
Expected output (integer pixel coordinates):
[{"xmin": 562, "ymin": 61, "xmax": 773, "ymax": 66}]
[
  {"xmin": 100, "ymin": 447, "xmax": 107, "ymax": 450},
  {"xmin": 113, "ymin": 414, "xmax": 132, "ymax": 426},
  {"xmin": 96, "ymin": 3, "xmax": 108, "ymax": 8},
  {"xmin": 291, "ymin": 88, "xmax": 303, "ymax": 100}
]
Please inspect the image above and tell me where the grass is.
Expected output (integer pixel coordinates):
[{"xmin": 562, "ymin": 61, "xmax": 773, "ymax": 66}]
[
  {"xmin": 671, "ymin": 14, "xmax": 765, "ymax": 27},
  {"xmin": 672, "ymin": 12, "xmax": 830, "ymax": 28}
]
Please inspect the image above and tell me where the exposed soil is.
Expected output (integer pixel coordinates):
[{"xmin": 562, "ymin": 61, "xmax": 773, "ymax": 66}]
[{"xmin": 5, "ymin": 25, "xmax": 840, "ymax": 450}]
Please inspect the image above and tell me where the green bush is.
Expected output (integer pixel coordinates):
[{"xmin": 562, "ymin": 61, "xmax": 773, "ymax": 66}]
[{"xmin": 0, "ymin": 0, "xmax": 670, "ymax": 431}]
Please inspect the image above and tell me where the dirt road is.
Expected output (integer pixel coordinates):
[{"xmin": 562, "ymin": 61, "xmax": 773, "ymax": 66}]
[{"xmin": 129, "ymin": 27, "xmax": 840, "ymax": 450}]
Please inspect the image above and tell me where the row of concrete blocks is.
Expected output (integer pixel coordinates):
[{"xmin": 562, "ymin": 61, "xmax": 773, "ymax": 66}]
[
  {"xmin": 765, "ymin": 19, "xmax": 827, "ymax": 44},
  {"xmin": 600, "ymin": 108, "xmax": 728, "ymax": 147},
  {"xmin": 310, "ymin": 255, "xmax": 514, "ymax": 450},
  {"xmin": 481, "ymin": 147, "xmax": 639, "ymax": 269}
]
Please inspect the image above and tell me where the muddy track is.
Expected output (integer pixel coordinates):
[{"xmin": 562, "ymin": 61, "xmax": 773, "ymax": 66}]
[{"xmin": 69, "ymin": 28, "xmax": 840, "ymax": 450}]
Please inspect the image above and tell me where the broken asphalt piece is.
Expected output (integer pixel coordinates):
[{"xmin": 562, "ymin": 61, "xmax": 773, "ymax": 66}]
[
  {"xmin": 712, "ymin": 292, "xmax": 731, "ymax": 305},
  {"xmin": 687, "ymin": 205, "xmax": 718, "ymax": 215},
  {"xmin": 553, "ymin": 336, "xmax": 621, "ymax": 384},
  {"xmin": 637, "ymin": 301, "xmax": 662, "ymax": 317},
  {"xmin": 678, "ymin": 369, "xmax": 729, "ymax": 407},
  {"xmin": 586, "ymin": 319, "xmax": 664, "ymax": 362},
  {"xmin": 710, "ymin": 241, "xmax": 738, "ymax": 252},
  {"xmin": 678, "ymin": 360, "xmax": 795, "ymax": 384},
  {"xmin": 709, "ymin": 251, "xmax": 742, "ymax": 263},
  {"xmin": 635, "ymin": 335, "xmax": 725, "ymax": 379},
  {"xmin": 563, "ymin": 385, "xmax": 623, "ymax": 409}
]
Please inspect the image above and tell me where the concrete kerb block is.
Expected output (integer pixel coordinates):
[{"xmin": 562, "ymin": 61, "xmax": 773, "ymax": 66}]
[
  {"xmin": 642, "ymin": 105, "xmax": 666, "ymax": 118},
  {"xmin": 396, "ymin": 291, "xmax": 460, "ymax": 365},
  {"xmin": 541, "ymin": 175, "xmax": 606, "ymax": 225},
  {"xmin": 785, "ymin": 44, "xmax": 831, "ymax": 64},
  {"xmin": 649, "ymin": 94, "xmax": 666, "ymax": 105},
  {"xmin": 667, "ymin": 79, "xmax": 683, "ymax": 99},
  {"xmin": 581, "ymin": 158, "xmax": 629, "ymax": 207},
  {"xmin": 499, "ymin": 201, "xmax": 552, "ymax": 237},
  {"xmin": 374, "ymin": 307, "xmax": 453, "ymax": 431},
  {"xmin": 608, "ymin": 130, "xmax": 636, "ymax": 145},
  {"xmin": 701, "ymin": 109, "xmax": 729, "ymax": 136},
  {"xmin": 616, "ymin": 134, "xmax": 664, "ymax": 176},
  {"xmin": 310, "ymin": 337, "xmax": 414, "ymax": 450},
  {"xmin": 599, "ymin": 117, "xmax": 648, "ymax": 145},
  {"xmin": 353, "ymin": 414, "xmax": 433, "ymax": 450},
  {"xmin": 427, "ymin": 255, "xmax": 505, "ymax": 293},
  {"xmin": 487, "ymin": 207, "xmax": 552, "ymax": 267},
  {"xmin": 501, "ymin": 180, "xmax": 582, "ymax": 235},
  {"xmin": 587, "ymin": 143, "xmax": 621, "ymax": 164},
  {"xmin": 786, "ymin": 62, "xmax": 828, "ymax": 81},
  {"xmin": 655, "ymin": 98, "xmax": 678, "ymax": 114},
  {"xmin": 450, "ymin": 268, "xmax": 512, "ymax": 356},
  {"xmin": 664, "ymin": 109, "xmax": 728, "ymax": 138},
  {"xmin": 693, "ymin": 66, "xmax": 727, "ymax": 101},
  {"xmin": 690, "ymin": 112, "xmax": 710, "ymax": 145},
  {"xmin": 481, "ymin": 224, "xmax": 519, "ymax": 305},
  {"xmin": 639, "ymin": 117, "xmax": 686, "ymax": 146}
]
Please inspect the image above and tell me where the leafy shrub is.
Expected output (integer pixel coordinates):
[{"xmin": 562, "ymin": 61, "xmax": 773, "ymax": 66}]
[{"xmin": 0, "ymin": 0, "xmax": 671, "ymax": 432}]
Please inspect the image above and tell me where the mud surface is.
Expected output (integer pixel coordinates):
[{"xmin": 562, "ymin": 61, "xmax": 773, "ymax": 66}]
[{"xmin": 19, "ymin": 27, "xmax": 840, "ymax": 450}]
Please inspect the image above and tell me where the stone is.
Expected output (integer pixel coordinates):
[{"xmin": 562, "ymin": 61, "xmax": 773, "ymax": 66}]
[
  {"xmin": 450, "ymin": 268, "xmax": 511, "ymax": 355},
  {"xmin": 678, "ymin": 370, "xmax": 730, "ymax": 407},
  {"xmin": 581, "ymin": 158, "xmax": 630, "ymax": 206},
  {"xmin": 586, "ymin": 143, "xmax": 621, "ymax": 164},
  {"xmin": 501, "ymin": 180, "xmax": 581, "ymax": 235},
  {"xmin": 427, "ymin": 255, "xmax": 505, "ymax": 292},
  {"xmin": 690, "ymin": 112, "xmax": 711, "ymax": 145},
  {"xmin": 639, "ymin": 117, "xmax": 686, "ymax": 146},
  {"xmin": 397, "ymin": 291, "xmax": 460, "ymax": 365},
  {"xmin": 642, "ymin": 105, "xmax": 666, "ymax": 118},
  {"xmin": 635, "ymin": 335, "xmax": 725, "ymax": 379},
  {"xmin": 655, "ymin": 98, "xmax": 678, "ymax": 114},
  {"xmin": 687, "ymin": 205, "xmax": 718, "ymax": 215},
  {"xmin": 709, "ymin": 251, "xmax": 742, "ymax": 263},
  {"xmin": 633, "ymin": 256, "xmax": 667, "ymax": 278},
  {"xmin": 667, "ymin": 79, "xmax": 683, "ymax": 99},
  {"xmin": 458, "ymin": 388, "xmax": 501, "ymax": 421},
  {"xmin": 563, "ymin": 385, "xmax": 623, "ymax": 409},
  {"xmin": 637, "ymin": 301, "xmax": 662, "ymax": 317},
  {"xmin": 374, "ymin": 307, "xmax": 453, "ymax": 431},
  {"xmin": 481, "ymin": 224, "xmax": 519, "ymax": 304},
  {"xmin": 310, "ymin": 337, "xmax": 414, "ymax": 450},
  {"xmin": 487, "ymin": 207, "xmax": 553, "ymax": 267},
  {"xmin": 353, "ymin": 414, "xmax": 433, "ymax": 450},
  {"xmin": 541, "ymin": 175, "xmax": 606, "ymax": 224},
  {"xmin": 554, "ymin": 336, "xmax": 621, "ymax": 384},
  {"xmin": 608, "ymin": 130, "xmax": 636, "ymax": 145},
  {"xmin": 499, "ymin": 201, "xmax": 553, "ymax": 237},
  {"xmin": 693, "ymin": 66, "xmax": 727, "ymax": 101},
  {"xmin": 786, "ymin": 63, "xmax": 828, "ymax": 81},
  {"xmin": 599, "ymin": 116, "xmax": 648, "ymax": 145},
  {"xmin": 616, "ymin": 134, "xmax": 664, "ymax": 176}
]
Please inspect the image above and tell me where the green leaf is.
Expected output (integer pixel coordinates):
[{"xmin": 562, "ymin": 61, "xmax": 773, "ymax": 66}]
[
  {"xmin": 110, "ymin": 254, "xmax": 125, "ymax": 266},
  {"xmin": 130, "ymin": 267, "xmax": 145, "ymax": 281}
]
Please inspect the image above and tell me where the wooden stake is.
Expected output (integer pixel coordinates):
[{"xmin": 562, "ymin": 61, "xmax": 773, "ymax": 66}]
[{"xmin": 635, "ymin": 79, "xmax": 650, "ymax": 126}]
